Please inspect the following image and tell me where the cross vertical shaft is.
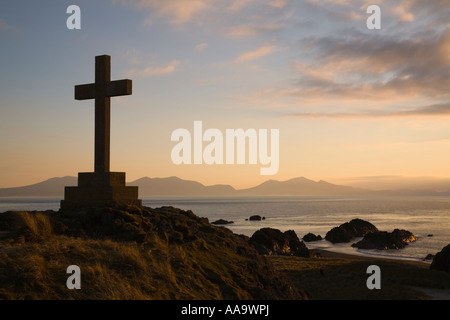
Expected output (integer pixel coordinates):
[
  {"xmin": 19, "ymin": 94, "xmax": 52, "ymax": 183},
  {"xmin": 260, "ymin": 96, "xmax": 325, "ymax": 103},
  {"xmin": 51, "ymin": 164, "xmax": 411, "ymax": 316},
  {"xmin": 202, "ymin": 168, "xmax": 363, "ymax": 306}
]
[
  {"xmin": 95, "ymin": 55, "xmax": 111, "ymax": 173},
  {"xmin": 74, "ymin": 54, "xmax": 132, "ymax": 174}
]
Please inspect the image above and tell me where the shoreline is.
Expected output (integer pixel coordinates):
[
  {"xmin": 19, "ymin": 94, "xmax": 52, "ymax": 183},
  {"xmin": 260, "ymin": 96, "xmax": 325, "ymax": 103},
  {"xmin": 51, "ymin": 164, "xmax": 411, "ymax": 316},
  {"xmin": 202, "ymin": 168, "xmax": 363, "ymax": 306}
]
[
  {"xmin": 271, "ymin": 248, "xmax": 450, "ymax": 300},
  {"xmin": 311, "ymin": 248, "xmax": 431, "ymax": 268}
]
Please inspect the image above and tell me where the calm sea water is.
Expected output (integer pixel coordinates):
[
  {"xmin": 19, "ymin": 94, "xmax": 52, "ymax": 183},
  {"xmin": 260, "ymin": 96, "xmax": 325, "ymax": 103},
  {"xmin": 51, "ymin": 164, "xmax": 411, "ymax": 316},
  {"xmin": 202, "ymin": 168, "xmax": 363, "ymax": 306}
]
[{"xmin": 1, "ymin": 196, "xmax": 449, "ymax": 262}]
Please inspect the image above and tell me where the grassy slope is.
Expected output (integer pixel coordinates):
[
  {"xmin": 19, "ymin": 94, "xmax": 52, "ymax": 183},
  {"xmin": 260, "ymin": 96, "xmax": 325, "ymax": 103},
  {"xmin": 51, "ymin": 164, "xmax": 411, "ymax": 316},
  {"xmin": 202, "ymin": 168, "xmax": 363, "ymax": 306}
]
[{"xmin": 0, "ymin": 207, "xmax": 304, "ymax": 300}]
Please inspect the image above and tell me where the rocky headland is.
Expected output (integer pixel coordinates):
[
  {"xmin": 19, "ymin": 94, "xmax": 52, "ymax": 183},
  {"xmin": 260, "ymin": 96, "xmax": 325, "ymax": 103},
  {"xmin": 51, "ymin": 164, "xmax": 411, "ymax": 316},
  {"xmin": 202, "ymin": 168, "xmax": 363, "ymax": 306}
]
[{"xmin": 0, "ymin": 206, "xmax": 307, "ymax": 300}]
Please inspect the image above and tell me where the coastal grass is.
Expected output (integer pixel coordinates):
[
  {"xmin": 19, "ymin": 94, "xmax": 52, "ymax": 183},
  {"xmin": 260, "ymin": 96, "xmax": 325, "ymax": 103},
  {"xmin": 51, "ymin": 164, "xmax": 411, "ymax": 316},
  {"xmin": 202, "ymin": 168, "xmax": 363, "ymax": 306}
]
[
  {"xmin": 270, "ymin": 253, "xmax": 450, "ymax": 300},
  {"xmin": 0, "ymin": 234, "xmax": 262, "ymax": 300},
  {"xmin": 0, "ymin": 208, "xmax": 303, "ymax": 300}
]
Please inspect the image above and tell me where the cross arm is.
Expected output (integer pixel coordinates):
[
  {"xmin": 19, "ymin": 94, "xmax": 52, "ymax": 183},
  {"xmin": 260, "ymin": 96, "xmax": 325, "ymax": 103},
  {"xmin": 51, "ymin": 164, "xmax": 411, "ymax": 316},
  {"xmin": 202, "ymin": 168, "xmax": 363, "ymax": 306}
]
[
  {"xmin": 75, "ymin": 83, "xmax": 95, "ymax": 100},
  {"xmin": 106, "ymin": 79, "xmax": 132, "ymax": 97},
  {"xmin": 74, "ymin": 79, "xmax": 132, "ymax": 100}
]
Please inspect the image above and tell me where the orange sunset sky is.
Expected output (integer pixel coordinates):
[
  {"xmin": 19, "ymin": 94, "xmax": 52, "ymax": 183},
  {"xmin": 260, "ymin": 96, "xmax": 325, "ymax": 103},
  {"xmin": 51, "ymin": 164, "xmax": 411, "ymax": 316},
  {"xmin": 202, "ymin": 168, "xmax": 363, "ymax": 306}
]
[{"xmin": 0, "ymin": 0, "xmax": 449, "ymax": 189}]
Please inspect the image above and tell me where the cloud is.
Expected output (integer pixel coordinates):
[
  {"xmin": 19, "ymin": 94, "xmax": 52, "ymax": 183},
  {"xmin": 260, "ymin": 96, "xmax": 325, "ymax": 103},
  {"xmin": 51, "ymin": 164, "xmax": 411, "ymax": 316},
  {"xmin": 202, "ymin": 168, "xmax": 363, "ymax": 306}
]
[
  {"xmin": 269, "ymin": 0, "xmax": 288, "ymax": 8},
  {"xmin": 195, "ymin": 43, "xmax": 208, "ymax": 52},
  {"xmin": 392, "ymin": 1, "xmax": 415, "ymax": 22},
  {"xmin": 227, "ymin": 0, "xmax": 254, "ymax": 11},
  {"xmin": 389, "ymin": 0, "xmax": 450, "ymax": 24},
  {"xmin": 304, "ymin": 0, "xmax": 449, "ymax": 30},
  {"xmin": 279, "ymin": 27, "xmax": 450, "ymax": 103},
  {"xmin": 114, "ymin": 0, "xmax": 294, "ymax": 34},
  {"xmin": 240, "ymin": 24, "xmax": 449, "ymax": 117},
  {"xmin": 114, "ymin": 0, "xmax": 212, "ymax": 24},
  {"xmin": 126, "ymin": 60, "xmax": 180, "ymax": 78},
  {"xmin": 286, "ymin": 103, "xmax": 450, "ymax": 119},
  {"xmin": 226, "ymin": 24, "xmax": 282, "ymax": 37},
  {"xmin": 234, "ymin": 45, "xmax": 277, "ymax": 63}
]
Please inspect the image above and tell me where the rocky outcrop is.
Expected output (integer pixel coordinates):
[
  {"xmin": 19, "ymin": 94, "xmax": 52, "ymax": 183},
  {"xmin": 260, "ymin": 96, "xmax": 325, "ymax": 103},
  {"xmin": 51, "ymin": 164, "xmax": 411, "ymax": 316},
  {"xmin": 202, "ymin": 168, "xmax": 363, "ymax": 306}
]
[
  {"xmin": 325, "ymin": 219, "xmax": 378, "ymax": 243},
  {"xmin": 249, "ymin": 228, "xmax": 310, "ymax": 257},
  {"xmin": 430, "ymin": 244, "xmax": 450, "ymax": 273},
  {"xmin": 211, "ymin": 219, "xmax": 234, "ymax": 225},
  {"xmin": 249, "ymin": 215, "xmax": 263, "ymax": 221},
  {"xmin": 302, "ymin": 233, "xmax": 322, "ymax": 242},
  {"xmin": 423, "ymin": 254, "xmax": 435, "ymax": 261},
  {"xmin": 351, "ymin": 229, "xmax": 416, "ymax": 250},
  {"xmin": 0, "ymin": 206, "xmax": 307, "ymax": 300}
]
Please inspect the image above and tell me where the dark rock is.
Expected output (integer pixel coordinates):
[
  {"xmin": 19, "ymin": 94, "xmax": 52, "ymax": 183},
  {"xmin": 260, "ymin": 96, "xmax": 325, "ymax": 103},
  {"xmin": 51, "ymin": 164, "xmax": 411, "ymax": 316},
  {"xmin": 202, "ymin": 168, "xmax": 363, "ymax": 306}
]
[
  {"xmin": 352, "ymin": 229, "xmax": 416, "ymax": 250},
  {"xmin": 430, "ymin": 244, "xmax": 450, "ymax": 273},
  {"xmin": 249, "ymin": 215, "xmax": 262, "ymax": 221},
  {"xmin": 325, "ymin": 226, "xmax": 352, "ymax": 243},
  {"xmin": 249, "ymin": 228, "xmax": 310, "ymax": 257},
  {"xmin": 325, "ymin": 219, "xmax": 378, "ymax": 243},
  {"xmin": 423, "ymin": 254, "xmax": 435, "ymax": 261},
  {"xmin": 211, "ymin": 219, "xmax": 234, "ymax": 225},
  {"xmin": 427, "ymin": 234, "xmax": 433, "ymax": 237},
  {"xmin": 302, "ymin": 233, "xmax": 322, "ymax": 242}
]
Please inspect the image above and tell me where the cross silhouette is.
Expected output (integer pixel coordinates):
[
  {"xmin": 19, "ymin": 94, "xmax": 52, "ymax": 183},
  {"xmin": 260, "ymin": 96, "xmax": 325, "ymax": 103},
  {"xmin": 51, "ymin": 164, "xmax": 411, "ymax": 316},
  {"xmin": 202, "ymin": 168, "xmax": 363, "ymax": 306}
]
[{"xmin": 75, "ymin": 55, "xmax": 132, "ymax": 173}]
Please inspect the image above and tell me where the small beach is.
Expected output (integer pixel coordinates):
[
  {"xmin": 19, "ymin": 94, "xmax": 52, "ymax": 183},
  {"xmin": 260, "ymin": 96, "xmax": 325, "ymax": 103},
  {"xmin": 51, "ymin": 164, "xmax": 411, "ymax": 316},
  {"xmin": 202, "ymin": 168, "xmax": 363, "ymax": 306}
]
[{"xmin": 270, "ymin": 248, "xmax": 450, "ymax": 300}]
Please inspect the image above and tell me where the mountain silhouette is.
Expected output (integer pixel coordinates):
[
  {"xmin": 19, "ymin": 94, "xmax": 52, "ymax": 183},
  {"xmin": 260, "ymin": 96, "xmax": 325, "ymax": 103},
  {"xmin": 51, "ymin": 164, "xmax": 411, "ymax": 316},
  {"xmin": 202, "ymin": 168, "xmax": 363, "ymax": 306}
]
[
  {"xmin": 0, "ymin": 176, "xmax": 77, "ymax": 197},
  {"xmin": 129, "ymin": 176, "xmax": 237, "ymax": 196},
  {"xmin": 1, "ymin": 176, "xmax": 448, "ymax": 197},
  {"xmin": 238, "ymin": 177, "xmax": 367, "ymax": 196}
]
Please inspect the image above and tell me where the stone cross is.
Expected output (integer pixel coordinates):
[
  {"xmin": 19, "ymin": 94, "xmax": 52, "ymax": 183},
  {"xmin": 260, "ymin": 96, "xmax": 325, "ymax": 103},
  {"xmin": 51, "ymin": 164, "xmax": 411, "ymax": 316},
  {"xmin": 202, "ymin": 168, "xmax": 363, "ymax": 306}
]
[
  {"xmin": 75, "ymin": 55, "xmax": 132, "ymax": 173},
  {"xmin": 61, "ymin": 55, "xmax": 141, "ymax": 210}
]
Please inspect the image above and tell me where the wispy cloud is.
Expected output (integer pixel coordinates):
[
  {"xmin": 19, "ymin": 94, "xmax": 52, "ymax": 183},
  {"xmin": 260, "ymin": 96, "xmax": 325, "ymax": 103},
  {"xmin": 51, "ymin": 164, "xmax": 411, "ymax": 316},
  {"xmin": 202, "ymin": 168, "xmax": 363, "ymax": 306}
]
[
  {"xmin": 227, "ymin": 0, "xmax": 254, "ymax": 11},
  {"xmin": 226, "ymin": 24, "xmax": 282, "ymax": 37},
  {"xmin": 114, "ymin": 0, "xmax": 212, "ymax": 24},
  {"xmin": 296, "ymin": 28, "xmax": 450, "ymax": 99},
  {"xmin": 126, "ymin": 60, "xmax": 181, "ymax": 78},
  {"xmin": 391, "ymin": 1, "xmax": 415, "ymax": 22},
  {"xmin": 286, "ymin": 103, "xmax": 450, "ymax": 119},
  {"xmin": 246, "ymin": 26, "xmax": 450, "ymax": 113},
  {"xmin": 234, "ymin": 45, "xmax": 277, "ymax": 63},
  {"xmin": 269, "ymin": 0, "xmax": 289, "ymax": 8},
  {"xmin": 305, "ymin": 0, "xmax": 449, "ymax": 30},
  {"xmin": 113, "ymin": 0, "xmax": 293, "ymax": 36},
  {"xmin": 195, "ymin": 43, "xmax": 208, "ymax": 52}
]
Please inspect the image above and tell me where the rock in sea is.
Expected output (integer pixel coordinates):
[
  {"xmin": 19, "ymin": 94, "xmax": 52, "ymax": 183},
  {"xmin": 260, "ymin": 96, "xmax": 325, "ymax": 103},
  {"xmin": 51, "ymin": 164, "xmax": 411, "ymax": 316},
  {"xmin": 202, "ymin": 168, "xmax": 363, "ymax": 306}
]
[
  {"xmin": 430, "ymin": 244, "xmax": 450, "ymax": 273},
  {"xmin": 211, "ymin": 219, "xmax": 234, "ymax": 225},
  {"xmin": 423, "ymin": 254, "xmax": 434, "ymax": 261},
  {"xmin": 302, "ymin": 233, "xmax": 322, "ymax": 242},
  {"xmin": 351, "ymin": 229, "xmax": 416, "ymax": 250},
  {"xmin": 249, "ymin": 228, "xmax": 310, "ymax": 257},
  {"xmin": 325, "ymin": 218, "xmax": 378, "ymax": 243}
]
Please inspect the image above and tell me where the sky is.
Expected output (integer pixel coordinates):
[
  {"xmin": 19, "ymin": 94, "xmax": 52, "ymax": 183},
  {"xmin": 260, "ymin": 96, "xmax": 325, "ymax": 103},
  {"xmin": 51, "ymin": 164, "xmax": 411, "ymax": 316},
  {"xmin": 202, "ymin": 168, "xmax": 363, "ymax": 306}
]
[{"xmin": 0, "ymin": 0, "xmax": 449, "ymax": 189}]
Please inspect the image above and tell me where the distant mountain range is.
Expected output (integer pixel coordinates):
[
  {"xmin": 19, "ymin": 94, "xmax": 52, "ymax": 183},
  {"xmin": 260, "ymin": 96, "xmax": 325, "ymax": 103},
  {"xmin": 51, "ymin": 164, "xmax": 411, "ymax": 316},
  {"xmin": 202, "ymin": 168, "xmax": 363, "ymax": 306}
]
[{"xmin": 1, "ymin": 176, "xmax": 449, "ymax": 197}]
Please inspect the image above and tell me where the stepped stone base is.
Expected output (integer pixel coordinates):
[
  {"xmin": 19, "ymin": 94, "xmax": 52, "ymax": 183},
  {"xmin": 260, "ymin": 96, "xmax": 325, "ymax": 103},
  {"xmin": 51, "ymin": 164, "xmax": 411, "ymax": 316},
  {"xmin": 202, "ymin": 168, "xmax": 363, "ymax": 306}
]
[{"xmin": 60, "ymin": 172, "xmax": 142, "ymax": 210}]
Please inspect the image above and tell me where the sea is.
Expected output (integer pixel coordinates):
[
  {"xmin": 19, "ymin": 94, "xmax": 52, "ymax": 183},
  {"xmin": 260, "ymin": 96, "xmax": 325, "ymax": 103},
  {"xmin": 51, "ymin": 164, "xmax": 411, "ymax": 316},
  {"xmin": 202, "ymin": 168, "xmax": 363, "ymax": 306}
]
[{"xmin": 1, "ymin": 195, "xmax": 449, "ymax": 263}]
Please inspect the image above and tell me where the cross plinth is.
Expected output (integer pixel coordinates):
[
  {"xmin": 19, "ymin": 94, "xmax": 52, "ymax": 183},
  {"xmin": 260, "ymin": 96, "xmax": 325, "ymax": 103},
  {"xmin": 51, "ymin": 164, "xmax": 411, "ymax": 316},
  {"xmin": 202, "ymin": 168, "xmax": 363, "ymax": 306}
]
[{"xmin": 61, "ymin": 55, "xmax": 142, "ymax": 210}]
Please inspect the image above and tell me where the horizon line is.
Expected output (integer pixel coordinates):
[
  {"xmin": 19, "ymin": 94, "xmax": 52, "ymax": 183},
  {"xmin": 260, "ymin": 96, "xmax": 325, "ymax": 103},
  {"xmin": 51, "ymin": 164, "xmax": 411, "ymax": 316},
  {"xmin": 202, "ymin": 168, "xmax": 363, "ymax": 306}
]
[{"xmin": 3, "ymin": 174, "xmax": 450, "ymax": 191}]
